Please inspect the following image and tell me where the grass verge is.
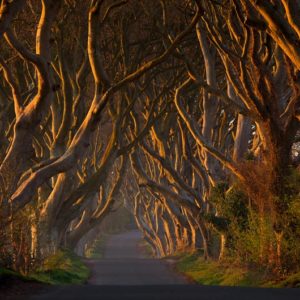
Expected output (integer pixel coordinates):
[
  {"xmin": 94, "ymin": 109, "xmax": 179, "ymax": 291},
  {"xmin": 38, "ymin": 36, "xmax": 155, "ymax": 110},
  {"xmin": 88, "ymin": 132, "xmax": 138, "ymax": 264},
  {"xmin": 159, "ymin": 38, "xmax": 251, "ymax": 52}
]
[
  {"xmin": 30, "ymin": 250, "xmax": 90, "ymax": 285},
  {"xmin": 0, "ymin": 268, "xmax": 33, "ymax": 282},
  {"xmin": 176, "ymin": 253, "xmax": 300, "ymax": 288}
]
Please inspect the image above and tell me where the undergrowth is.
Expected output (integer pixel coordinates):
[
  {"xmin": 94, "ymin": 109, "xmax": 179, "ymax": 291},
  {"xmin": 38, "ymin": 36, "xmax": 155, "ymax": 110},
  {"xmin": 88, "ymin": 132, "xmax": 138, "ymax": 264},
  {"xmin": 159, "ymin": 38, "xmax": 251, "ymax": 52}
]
[
  {"xmin": 30, "ymin": 250, "xmax": 89, "ymax": 285},
  {"xmin": 176, "ymin": 253, "xmax": 300, "ymax": 288}
]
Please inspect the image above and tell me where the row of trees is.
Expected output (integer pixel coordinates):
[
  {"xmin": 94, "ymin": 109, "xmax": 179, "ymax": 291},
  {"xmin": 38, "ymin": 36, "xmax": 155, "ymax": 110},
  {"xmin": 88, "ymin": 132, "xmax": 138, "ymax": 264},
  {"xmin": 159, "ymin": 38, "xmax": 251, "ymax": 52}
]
[{"xmin": 0, "ymin": 0, "xmax": 299, "ymax": 275}]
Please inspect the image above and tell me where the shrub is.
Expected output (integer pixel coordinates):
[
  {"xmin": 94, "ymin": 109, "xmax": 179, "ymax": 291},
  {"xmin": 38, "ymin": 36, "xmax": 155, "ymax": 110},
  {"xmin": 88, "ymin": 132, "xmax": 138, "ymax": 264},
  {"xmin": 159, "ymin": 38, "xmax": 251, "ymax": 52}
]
[
  {"xmin": 30, "ymin": 250, "xmax": 89, "ymax": 285},
  {"xmin": 207, "ymin": 168, "xmax": 300, "ymax": 273}
]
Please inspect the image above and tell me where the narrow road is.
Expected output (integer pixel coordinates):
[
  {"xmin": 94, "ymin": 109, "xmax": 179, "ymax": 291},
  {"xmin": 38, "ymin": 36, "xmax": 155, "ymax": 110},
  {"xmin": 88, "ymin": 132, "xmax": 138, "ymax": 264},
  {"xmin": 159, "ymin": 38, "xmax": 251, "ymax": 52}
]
[
  {"xmin": 29, "ymin": 230, "xmax": 300, "ymax": 300},
  {"xmin": 86, "ymin": 230, "xmax": 185, "ymax": 285}
]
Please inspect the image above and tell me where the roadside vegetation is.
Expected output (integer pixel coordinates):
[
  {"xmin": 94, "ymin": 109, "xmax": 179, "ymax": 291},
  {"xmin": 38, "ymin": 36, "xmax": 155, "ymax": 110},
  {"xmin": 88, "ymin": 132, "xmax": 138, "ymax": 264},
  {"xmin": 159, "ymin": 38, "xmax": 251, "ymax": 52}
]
[
  {"xmin": 0, "ymin": 267, "xmax": 34, "ymax": 283},
  {"xmin": 0, "ymin": 250, "xmax": 89, "ymax": 299},
  {"xmin": 1, "ymin": 250, "xmax": 89, "ymax": 286},
  {"xmin": 176, "ymin": 253, "xmax": 300, "ymax": 288},
  {"xmin": 175, "ymin": 171, "xmax": 300, "ymax": 288},
  {"xmin": 30, "ymin": 250, "xmax": 89, "ymax": 285}
]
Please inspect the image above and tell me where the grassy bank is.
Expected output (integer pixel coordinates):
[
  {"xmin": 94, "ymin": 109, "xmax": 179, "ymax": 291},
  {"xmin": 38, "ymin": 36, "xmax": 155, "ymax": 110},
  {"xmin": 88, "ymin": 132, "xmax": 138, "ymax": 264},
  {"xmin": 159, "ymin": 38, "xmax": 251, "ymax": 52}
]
[
  {"xmin": 0, "ymin": 268, "xmax": 32, "ymax": 282},
  {"xmin": 1, "ymin": 251, "xmax": 89, "ymax": 286},
  {"xmin": 0, "ymin": 250, "xmax": 90, "ymax": 298},
  {"xmin": 30, "ymin": 250, "xmax": 90, "ymax": 285},
  {"xmin": 176, "ymin": 253, "xmax": 300, "ymax": 288}
]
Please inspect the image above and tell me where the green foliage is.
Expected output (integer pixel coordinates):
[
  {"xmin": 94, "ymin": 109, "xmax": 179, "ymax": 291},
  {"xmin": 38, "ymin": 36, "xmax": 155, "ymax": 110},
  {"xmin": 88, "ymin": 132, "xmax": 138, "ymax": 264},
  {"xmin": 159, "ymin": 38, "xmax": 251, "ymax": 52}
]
[
  {"xmin": 208, "ymin": 183, "xmax": 250, "ymax": 253},
  {"xmin": 283, "ymin": 168, "xmax": 300, "ymax": 196},
  {"xmin": 207, "ymin": 169, "xmax": 300, "ymax": 271},
  {"xmin": 203, "ymin": 214, "xmax": 229, "ymax": 233},
  {"xmin": 225, "ymin": 186, "xmax": 249, "ymax": 228},
  {"xmin": 209, "ymin": 182, "xmax": 228, "ymax": 207},
  {"xmin": 279, "ymin": 169, "xmax": 300, "ymax": 269},
  {"xmin": 30, "ymin": 250, "xmax": 89, "ymax": 285},
  {"xmin": 233, "ymin": 214, "xmax": 274, "ymax": 265},
  {"xmin": 209, "ymin": 183, "xmax": 249, "ymax": 230},
  {"xmin": 0, "ymin": 250, "xmax": 90, "ymax": 286},
  {"xmin": 0, "ymin": 268, "xmax": 30, "ymax": 281}
]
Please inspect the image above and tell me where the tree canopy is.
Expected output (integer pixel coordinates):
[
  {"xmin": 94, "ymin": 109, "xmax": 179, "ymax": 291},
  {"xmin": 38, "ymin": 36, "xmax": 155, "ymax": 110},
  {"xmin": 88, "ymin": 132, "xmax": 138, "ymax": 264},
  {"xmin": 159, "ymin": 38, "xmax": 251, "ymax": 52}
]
[{"xmin": 0, "ymin": 0, "xmax": 300, "ymax": 276}]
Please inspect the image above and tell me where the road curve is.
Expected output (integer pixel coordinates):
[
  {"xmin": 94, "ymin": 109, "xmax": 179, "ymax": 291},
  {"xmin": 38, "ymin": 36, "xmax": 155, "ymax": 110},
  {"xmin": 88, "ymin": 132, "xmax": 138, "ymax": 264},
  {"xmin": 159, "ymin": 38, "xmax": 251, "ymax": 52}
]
[{"xmin": 28, "ymin": 230, "xmax": 300, "ymax": 300}]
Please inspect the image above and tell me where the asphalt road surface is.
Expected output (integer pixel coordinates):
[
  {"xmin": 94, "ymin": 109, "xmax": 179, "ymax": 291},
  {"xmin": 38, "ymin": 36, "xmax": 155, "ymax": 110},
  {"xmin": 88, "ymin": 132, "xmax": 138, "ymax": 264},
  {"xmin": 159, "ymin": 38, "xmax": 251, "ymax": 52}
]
[
  {"xmin": 86, "ymin": 230, "xmax": 186, "ymax": 285},
  {"xmin": 28, "ymin": 230, "xmax": 300, "ymax": 300}
]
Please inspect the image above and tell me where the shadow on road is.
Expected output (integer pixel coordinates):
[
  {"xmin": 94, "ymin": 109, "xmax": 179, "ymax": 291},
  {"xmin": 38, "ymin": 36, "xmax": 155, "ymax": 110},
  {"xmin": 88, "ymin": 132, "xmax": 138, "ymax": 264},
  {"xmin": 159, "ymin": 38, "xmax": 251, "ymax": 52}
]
[{"xmin": 28, "ymin": 284, "xmax": 300, "ymax": 300}]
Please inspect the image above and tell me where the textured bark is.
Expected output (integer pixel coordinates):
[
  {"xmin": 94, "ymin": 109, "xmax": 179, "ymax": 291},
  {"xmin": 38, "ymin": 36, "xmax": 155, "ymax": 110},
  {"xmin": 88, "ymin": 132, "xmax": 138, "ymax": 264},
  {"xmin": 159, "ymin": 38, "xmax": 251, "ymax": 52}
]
[
  {"xmin": 196, "ymin": 23, "xmax": 221, "ymax": 184},
  {"xmin": 0, "ymin": 0, "xmax": 61, "ymax": 204},
  {"xmin": 227, "ymin": 82, "xmax": 252, "ymax": 161}
]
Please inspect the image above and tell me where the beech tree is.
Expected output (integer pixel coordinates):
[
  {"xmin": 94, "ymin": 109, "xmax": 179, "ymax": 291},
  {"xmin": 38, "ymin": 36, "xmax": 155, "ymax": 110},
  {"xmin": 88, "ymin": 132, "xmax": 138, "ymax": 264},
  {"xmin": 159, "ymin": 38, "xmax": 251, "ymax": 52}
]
[
  {"xmin": 0, "ymin": 0, "xmax": 299, "ymax": 276},
  {"xmin": 0, "ymin": 0, "xmax": 202, "ymax": 271}
]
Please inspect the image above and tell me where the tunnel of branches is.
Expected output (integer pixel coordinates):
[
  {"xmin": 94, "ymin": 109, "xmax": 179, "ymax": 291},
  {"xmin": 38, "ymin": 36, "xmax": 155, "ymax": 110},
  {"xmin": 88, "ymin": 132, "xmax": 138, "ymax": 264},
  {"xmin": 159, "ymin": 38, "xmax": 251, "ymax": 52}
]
[{"xmin": 0, "ymin": 0, "xmax": 300, "ymax": 275}]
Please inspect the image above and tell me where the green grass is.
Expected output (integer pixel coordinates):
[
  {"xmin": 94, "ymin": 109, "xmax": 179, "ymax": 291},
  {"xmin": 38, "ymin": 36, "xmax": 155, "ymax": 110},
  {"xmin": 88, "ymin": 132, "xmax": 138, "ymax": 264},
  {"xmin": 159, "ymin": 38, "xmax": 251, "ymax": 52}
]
[
  {"xmin": 176, "ymin": 254, "xmax": 272, "ymax": 287},
  {"xmin": 30, "ymin": 250, "xmax": 90, "ymax": 285},
  {"xmin": 0, "ymin": 250, "xmax": 90, "ymax": 286},
  {"xmin": 0, "ymin": 267, "xmax": 32, "ymax": 282}
]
